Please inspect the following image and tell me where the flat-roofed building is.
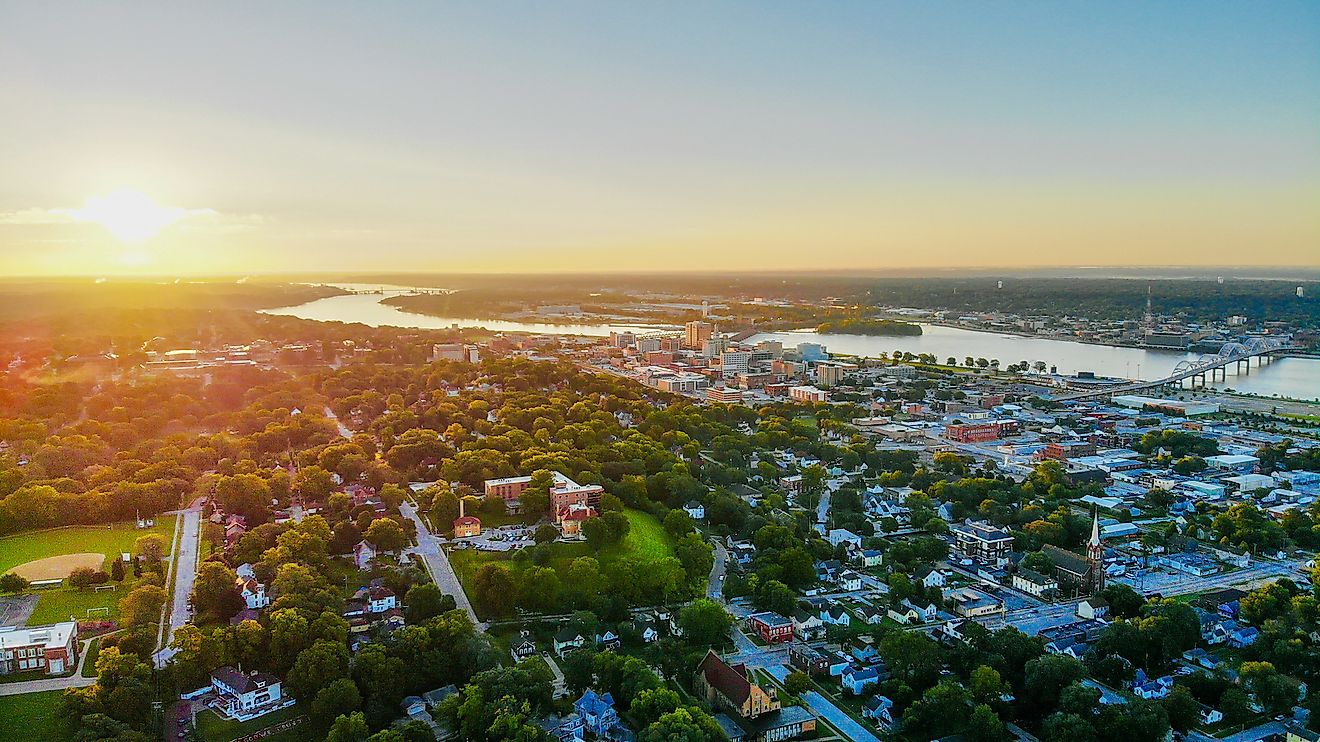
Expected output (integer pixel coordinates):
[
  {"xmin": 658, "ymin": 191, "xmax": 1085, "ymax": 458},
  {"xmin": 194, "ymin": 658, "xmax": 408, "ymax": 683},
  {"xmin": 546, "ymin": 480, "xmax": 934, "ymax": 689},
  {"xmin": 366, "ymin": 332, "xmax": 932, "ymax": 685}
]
[{"xmin": 0, "ymin": 622, "xmax": 78, "ymax": 675}]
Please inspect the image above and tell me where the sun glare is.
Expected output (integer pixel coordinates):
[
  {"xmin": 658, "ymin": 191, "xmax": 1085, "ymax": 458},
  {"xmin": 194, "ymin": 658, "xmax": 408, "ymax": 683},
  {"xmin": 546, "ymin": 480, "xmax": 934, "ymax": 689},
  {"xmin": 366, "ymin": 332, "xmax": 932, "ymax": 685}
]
[{"xmin": 70, "ymin": 189, "xmax": 183, "ymax": 242}]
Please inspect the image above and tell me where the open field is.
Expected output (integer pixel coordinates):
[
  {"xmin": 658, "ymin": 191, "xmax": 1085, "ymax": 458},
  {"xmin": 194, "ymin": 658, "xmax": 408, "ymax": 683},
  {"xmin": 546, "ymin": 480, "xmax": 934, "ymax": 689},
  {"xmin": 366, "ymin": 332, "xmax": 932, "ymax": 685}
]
[
  {"xmin": 0, "ymin": 519, "xmax": 177, "ymax": 575},
  {"xmin": 0, "ymin": 691, "xmax": 73, "ymax": 742},
  {"xmin": 450, "ymin": 508, "xmax": 676, "ymax": 616}
]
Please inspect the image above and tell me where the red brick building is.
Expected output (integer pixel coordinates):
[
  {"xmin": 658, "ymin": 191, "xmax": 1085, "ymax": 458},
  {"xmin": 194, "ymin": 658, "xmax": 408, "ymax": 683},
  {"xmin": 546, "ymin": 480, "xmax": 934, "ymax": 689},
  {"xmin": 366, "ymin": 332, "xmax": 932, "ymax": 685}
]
[{"xmin": 747, "ymin": 612, "xmax": 794, "ymax": 644}]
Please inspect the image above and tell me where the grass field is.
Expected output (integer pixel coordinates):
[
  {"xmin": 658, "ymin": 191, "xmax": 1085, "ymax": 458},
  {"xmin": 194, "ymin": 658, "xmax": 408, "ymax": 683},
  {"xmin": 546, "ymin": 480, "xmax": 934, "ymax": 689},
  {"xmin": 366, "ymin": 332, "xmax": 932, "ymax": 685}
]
[
  {"xmin": 0, "ymin": 519, "xmax": 177, "ymax": 575},
  {"xmin": 450, "ymin": 508, "xmax": 676, "ymax": 616},
  {"xmin": 194, "ymin": 704, "xmax": 315, "ymax": 742},
  {"xmin": 0, "ymin": 518, "xmax": 178, "ymax": 626},
  {"xmin": 0, "ymin": 691, "xmax": 73, "ymax": 742},
  {"xmin": 80, "ymin": 637, "xmax": 102, "ymax": 677}
]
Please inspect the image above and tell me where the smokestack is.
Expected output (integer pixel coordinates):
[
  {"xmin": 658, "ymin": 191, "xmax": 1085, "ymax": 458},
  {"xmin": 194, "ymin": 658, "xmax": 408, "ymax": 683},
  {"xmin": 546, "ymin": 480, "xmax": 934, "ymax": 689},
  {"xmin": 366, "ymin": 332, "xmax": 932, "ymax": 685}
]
[{"xmin": 459, "ymin": 499, "xmax": 465, "ymax": 519}]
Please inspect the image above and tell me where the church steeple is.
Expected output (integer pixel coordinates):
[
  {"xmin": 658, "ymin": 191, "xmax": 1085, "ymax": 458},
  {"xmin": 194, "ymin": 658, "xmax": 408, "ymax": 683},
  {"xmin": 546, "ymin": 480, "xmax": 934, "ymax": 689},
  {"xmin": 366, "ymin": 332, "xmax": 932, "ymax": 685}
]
[{"xmin": 1086, "ymin": 508, "xmax": 1105, "ymax": 593}]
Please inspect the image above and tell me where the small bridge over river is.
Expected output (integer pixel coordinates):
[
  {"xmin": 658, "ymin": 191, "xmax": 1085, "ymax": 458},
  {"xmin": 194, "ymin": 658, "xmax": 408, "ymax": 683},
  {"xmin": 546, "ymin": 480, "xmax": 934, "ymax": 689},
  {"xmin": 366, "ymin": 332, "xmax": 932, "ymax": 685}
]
[{"xmin": 1052, "ymin": 337, "xmax": 1301, "ymax": 402}]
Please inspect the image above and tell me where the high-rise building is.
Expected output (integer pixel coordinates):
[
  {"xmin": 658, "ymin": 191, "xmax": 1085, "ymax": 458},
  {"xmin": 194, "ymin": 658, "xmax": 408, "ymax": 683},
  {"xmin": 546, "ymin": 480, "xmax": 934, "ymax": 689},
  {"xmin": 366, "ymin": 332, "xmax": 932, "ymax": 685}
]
[{"xmin": 685, "ymin": 320, "xmax": 714, "ymax": 350}]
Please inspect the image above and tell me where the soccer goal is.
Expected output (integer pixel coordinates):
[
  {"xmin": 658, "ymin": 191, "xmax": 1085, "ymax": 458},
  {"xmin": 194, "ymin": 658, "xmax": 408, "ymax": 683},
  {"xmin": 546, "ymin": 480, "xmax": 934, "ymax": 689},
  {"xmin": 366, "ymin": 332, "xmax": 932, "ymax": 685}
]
[{"xmin": 86, "ymin": 606, "xmax": 110, "ymax": 618}]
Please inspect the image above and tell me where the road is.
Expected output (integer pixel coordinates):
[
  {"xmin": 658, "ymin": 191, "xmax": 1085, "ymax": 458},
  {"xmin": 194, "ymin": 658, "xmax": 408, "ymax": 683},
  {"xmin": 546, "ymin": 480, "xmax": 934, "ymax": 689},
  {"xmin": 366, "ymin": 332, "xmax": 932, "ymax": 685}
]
[
  {"xmin": 707, "ymin": 541, "xmax": 728, "ymax": 601},
  {"xmin": 1115, "ymin": 558, "xmax": 1299, "ymax": 598},
  {"xmin": 764, "ymin": 664, "xmax": 881, "ymax": 742},
  {"xmin": 1188, "ymin": 720, "xmax": 1289, "ymax": 742},
  {"xmin": 399, "ymin": 501, "xmax": 484, "ymax": 629},
  {"xmin": 325, "ymin": 405, "xmax": 353, "ymax": 439},
  {"xmin": 155, "ymin": 497, "xmax": 204, "ymax": 667}
]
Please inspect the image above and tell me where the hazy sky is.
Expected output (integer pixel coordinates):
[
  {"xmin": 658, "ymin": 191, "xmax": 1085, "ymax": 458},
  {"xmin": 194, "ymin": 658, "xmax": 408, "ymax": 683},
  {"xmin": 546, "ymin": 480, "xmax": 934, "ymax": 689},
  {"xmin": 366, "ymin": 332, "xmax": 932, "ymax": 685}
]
[{"xmin": 2, "ymin": 2, "xmax": 1318, "ymax": 276}]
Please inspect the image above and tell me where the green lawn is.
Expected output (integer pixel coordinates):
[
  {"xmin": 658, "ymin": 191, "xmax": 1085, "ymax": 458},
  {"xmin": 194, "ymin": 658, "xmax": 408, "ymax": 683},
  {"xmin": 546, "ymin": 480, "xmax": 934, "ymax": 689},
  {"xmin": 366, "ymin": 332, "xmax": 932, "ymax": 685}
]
[
  {"xmin": 0, "ymin": 691, "xmax": 73, "ymax": 742},
  {"xmin": 0, "ymin": 518, "xmax": 178, "ymax": 574},
  {"xmin": 450, "ymin": 508, "xmax": 677, "ymax": 617},
  {"xmin": 80, "ymin": 638, "xmax": 101, "ymax": 677},
  {"xmin": 193, "ymin": 704, "xmax": 315, "ymax": 742}
]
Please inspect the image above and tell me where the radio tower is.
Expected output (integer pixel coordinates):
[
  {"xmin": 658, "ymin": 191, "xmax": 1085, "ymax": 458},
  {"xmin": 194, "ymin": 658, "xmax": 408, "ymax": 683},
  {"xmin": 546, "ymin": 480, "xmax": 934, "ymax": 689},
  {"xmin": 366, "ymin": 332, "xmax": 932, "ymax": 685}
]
[{"xmin": 1143, "ymin": 285, "xmax": 1154, "ymax": 331}]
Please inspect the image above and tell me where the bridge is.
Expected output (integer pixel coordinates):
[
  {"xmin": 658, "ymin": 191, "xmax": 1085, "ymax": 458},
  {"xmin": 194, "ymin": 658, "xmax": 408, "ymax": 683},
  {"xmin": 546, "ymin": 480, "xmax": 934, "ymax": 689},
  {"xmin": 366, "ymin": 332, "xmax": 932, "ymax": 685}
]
[
  {"xmin": 336, "ymin": 286, "xmax": 449, "ymax": 296},
  {"xmin": 1051, "ymin": 337, "xmax": 1301, "ymax": 402}
]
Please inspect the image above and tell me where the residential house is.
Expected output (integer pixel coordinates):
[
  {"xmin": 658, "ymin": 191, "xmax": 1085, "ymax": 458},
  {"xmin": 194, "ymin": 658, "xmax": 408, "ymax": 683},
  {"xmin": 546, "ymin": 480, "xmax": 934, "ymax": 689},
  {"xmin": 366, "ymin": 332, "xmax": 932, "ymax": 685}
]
[
  {"xmin": 853, "ymin": 604, "xmax": 885, "ymax": 625},
  {"xmin": 1077, "ymin": 596, "xmax": 1109, "ymax": 620},
  {"xmin": 862, "ymin": 696, "xmax": 896, "ymax": 728},
  {"xmin": 1228, "ymin": 626, "xmax": 1260, "ymax": 648},
  {"xmin": 595, "ymin": 630, "xmax": 622, "ymax": 651},
  {"xmin": 512, "ymin": 635, "xmax": 538, "ymax": 661},
  {"xmin": 1131, "ymin": 670, "xmax": 1173, "ymax": 700},
  {"xmin": 792, "ymin": 609, "xmax": 824, "ymax": 641},
  {"xmin": 366, "ymin": 587, "xmax": 397, "ymax": 614},
  {"xmin": 842, "ymin": 666, "xmax": 882, "ymax": 695},
  {"xmin": 819, "ymin": 606, "xmax": 850, "ymax": 627},
  {"xmin": 554, "ymin": 628, "xmax": 587, "ymax": 657},
  {"xmin": 575, "ymin": 690, "xmax": 625, "ymax": 738},
  {"xmin": 849, "ymin": 640, "xmax": 879, "ymax": 664},
  {"xmin": 539, "ymin": 713, "xmax": 586, "ymax": 742},
  {"xmin": 914, "ymin": 566, "xmax": 947, "ymax": 590},
  {"xmin": 1011, "ymin": 569, "xmax": 1058, "ymax": 598},
  {"xmin": 827, "ymin": 529, "xmax": 862, "ymax": 551},
  {"xmin": 858, "ymin": 550, "xmax": 883, "ymax": 568},
  {"xmin": 838, "ymin": 570, "xmax": 863, "ymax": 591},
  {"xmin": 683, "ymin": 501, "xmax": 706, "ymax": 521},
  {"xmin": 210, "ymin": 667, "xmax": 287, "ymax": 720},
  {"xmin": 352, "ymin": 540, "xmax": 377, "ymax": 570}
]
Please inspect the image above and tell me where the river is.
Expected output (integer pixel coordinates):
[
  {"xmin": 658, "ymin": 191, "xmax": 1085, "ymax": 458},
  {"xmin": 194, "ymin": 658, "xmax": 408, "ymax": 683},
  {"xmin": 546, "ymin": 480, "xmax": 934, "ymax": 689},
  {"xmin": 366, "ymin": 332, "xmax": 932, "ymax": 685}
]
[{"xmin": 261, "ymin": 288, "xmax": 1320, "ymax": 400}]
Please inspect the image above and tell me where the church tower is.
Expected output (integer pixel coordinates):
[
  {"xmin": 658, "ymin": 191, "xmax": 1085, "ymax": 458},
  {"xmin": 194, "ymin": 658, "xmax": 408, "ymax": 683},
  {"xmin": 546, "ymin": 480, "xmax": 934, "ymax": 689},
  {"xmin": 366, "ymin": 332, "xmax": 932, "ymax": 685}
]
[{"xmin": 1087, "ymin": 509, "xmax": 1105, "ymax": 593}]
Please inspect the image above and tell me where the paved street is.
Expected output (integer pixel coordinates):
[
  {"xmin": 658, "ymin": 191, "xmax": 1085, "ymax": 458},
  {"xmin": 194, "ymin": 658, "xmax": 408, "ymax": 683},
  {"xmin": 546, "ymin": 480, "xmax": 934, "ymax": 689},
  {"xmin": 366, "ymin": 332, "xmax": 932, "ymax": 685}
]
[
  {"xmin": 707, "ymin": 541, "xmax": 728, "ymax": 600},
  {"xmin": 764, "ymin": 664, "xmax": 881, "ymax": 742},
  {"xmin": 325, "ymin": 405, "xmax": 354, "ymax": 439},
  {"xmin": 1188, "ymin": 720, "xmax": 1289, "ymax": 742},
  {"xmin": 1116, "ymin": 559, "xmax": 1298, "ymax": 597},
  {"xmin": 399, "ymin": 501, "xmax": 484, "ymax": 629},
  {"xmin": 155, "ymin": 497, "xmax": 203, "ymax": 667}
]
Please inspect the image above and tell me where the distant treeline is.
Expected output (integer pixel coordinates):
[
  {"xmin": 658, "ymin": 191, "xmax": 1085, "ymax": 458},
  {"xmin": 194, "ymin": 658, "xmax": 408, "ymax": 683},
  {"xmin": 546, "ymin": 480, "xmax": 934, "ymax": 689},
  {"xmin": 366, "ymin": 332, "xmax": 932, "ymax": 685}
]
[
  {"xmin": 860, "ymin": 278, "xmax": 1318, "ymax": 325},
  {"xmin": 815, "ymin": 318, "xmax": 923, "ymax": 336}
]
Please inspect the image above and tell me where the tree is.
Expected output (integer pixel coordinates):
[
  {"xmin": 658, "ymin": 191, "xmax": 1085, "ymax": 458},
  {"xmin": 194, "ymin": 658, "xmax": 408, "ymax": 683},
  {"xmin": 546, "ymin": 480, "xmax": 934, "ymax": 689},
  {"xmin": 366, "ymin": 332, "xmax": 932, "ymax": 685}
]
[
  {"xmin": 639, "ymin": 708, "xmax": 719, "ymax": 742},
  {"xmin": 631, "ymin": 688, "xmax": 682, "ymax": 727},
  {"xmin": 965, "ymin": 703, "xmax": 1005, "ymax": 742},
  {"xmin": 326, "ymin": 711, "xmax": 370, "ymax": 742},
  {"xmin": 1100, "ymin": 583, "xmax": 1145, "ymax": 619},
  {"xmin": 69, "ymin": 567, "xmax": 107, "ymax": 589},
  {"xmin": 110, "ymin": 557, "xmax": 125, "ymax": 582},
  {"xmin": 405, "ymin": 582, "xmax": 454, "ymax": 624},
  {"xmin": 117, "ymin": 583, "xmax": 167, "ymax": 628},
  {"xmin": 784, "ymin": 671, "xmax": 812, "ymax": 697},
  {"xmin": 678, "ymin": 599, "xmax": 731, "ymax": 646},
  {"xmin": 364, "ymin": 518, "xmax": 407, "ymax": 553},
  {"xmin": 517, "ymin": 566, "xmax": 561, "ymax": 613},
  {"xmin": 969, "ymin": 665, "xmax": 1009, "ymax": 705},
  {"xmin": 288, "ymin": 639, "xmax": 351, "ymax": 700},
  {"xmin": 473, "ymin": 563, "xmax": 516, "ymax": 617},
  {"xmin": 533, "ymin": 525, "xmax": 559, "ymax": 544},
  {"xmin": 134, "ymin": 534, "xmax": 167, "ymax": 565},
  {"xmin": 754, "ymin": 580, "xmax": 795, "ymax": 617},
  {"xmin": 663, "ymin": 509, "xmax": 695, "ymax": 538},
  {"xmin": 314, "ymin": 678, "xmax": 363, "ymax": 723},
  {"xmin": 1023, "ymin": 654, "xmax": 1086, "ymax": 716},
  {"xmin": 1162, "ymin": 685, "xmax": 1199, "ymax": 732},
  {"xmin": 0, "ymin": 573, "xmax": 29, "ymax": 593},
  {"xmin": 191, "ymin": 561, "xmax": 242, "ymax": 621}
]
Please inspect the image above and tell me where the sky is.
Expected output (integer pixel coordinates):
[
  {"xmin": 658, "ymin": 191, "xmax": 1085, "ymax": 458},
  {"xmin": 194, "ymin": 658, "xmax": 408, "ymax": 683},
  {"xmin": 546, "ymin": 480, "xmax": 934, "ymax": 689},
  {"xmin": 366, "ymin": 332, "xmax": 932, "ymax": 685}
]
[{"xmin": 1, "ymin": 2, "xmax": 1318, "ymax": 277}]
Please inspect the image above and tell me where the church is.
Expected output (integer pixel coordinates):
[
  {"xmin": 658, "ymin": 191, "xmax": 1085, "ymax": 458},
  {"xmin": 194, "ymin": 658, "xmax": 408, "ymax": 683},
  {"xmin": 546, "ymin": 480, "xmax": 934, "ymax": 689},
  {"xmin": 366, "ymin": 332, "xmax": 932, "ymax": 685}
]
[{"xmin": 1040, "ymin": 511, "xmax": 1105, "ymax": 597}]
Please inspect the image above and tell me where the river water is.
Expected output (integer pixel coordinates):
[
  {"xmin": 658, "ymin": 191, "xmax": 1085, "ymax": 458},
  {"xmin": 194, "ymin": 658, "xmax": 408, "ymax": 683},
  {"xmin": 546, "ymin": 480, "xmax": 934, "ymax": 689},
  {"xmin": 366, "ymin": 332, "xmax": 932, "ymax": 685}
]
[{"xmin": 261, "ymin": 289, "xmax": 1319, "ymax": 400}]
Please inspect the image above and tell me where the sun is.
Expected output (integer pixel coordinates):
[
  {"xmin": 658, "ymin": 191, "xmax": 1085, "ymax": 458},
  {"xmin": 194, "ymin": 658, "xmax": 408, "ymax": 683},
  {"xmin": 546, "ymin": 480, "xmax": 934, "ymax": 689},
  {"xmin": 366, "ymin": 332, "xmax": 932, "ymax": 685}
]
[{"xmin": 69, "ymin": 189, "xmax": 183, "ymax": 242}]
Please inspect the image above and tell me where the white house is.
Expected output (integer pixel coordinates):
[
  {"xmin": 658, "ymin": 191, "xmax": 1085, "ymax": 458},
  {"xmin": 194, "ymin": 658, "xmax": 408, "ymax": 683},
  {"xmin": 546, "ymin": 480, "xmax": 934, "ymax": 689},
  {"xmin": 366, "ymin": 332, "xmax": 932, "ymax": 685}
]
[
  {"xmin": 682, "ymin": 501, "xmax": 705, "ymax": 521},
  {"xmin": 353, "ymin": 540, "xmax": 377, "ymax": 570},
  {"xmin": 1077, "ymin": 596, "xmax": 1109, "ymax": 620},
  {"xmin": 366, "ymin": 587, "xmax": 397, "ymax": 614},
  {"xmin": 827, "ymin": 529, "xmax": 863, "ymax": 550},
  {"xmin": 914, "ymin": 567, "xmax": 947, "ymax": 589},
  {"xmin": 838, "ymin": 570, "xmax": 863, "ymax": 591},
  {"xmin": 211, "ymin": 667, "xmax": 287, "ymax": 720}
]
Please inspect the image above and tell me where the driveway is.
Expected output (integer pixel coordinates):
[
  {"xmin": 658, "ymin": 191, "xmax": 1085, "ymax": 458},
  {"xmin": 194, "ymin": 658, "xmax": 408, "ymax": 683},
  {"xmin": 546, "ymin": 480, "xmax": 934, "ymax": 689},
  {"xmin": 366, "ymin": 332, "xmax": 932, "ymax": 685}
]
[
  {"xmin": 399, "ymin": 502, "xmax": 483, "ymax": 629},
  {"xmin": 764, "ymin": 664, "xmax": 881, "ymax": 742},
  {"xmin": 155, "ymin": 497, "xmax": 203, "ymax": 667}
]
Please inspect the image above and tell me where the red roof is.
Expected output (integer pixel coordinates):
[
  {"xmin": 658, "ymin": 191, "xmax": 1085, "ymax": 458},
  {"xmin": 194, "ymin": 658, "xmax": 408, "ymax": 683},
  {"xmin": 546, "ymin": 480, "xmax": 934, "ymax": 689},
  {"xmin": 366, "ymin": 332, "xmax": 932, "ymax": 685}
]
[
  {"xmin": 698, "ymin": 650, "xmax": 751, "ymax": 705},
  {"xmin": 454, "ymin": 516, "xmax": 480, "ymax": 526}
]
